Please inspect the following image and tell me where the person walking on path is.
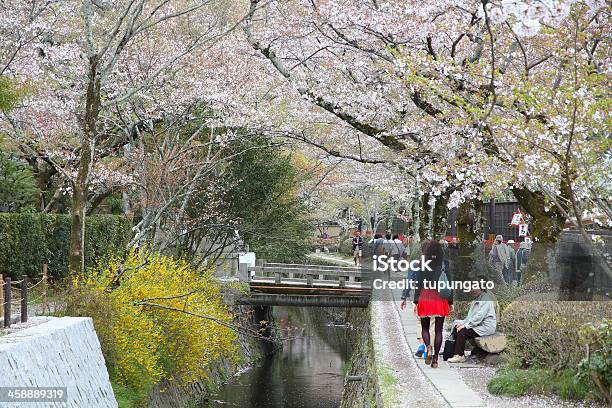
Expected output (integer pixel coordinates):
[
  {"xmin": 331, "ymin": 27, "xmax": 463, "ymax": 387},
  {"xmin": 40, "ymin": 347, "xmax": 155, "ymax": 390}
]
[
  {"xmin": 407, "ymin": 240, "xmax": 453, "ymax": 368},
  {"xmin": 489, "ymin": 235, "xmax": 512, "ymax": 284},
  {"xmin": 383, "ymin": 233, "xmax": 393, "ymax": 256},
  {"xmin": 447, "ymin": 287, "xmax": 497, "ymax": 363},
  {"xmin": 400, "ymin": 237, "xmax": 435, "ymax": 359},
  {"xmin": 370, "ymin": 233, "xmax": 385, "ymax": 255},
  {"xmin": 506, "ymin": 240, "xmax": 517, "ymax": 283},
  {"xmin": 352, "ymin": 231, "xmax": 364, "ymax": 266},
  {"xmin": 390, "ymin": 234, "xmax": 407, "ymax": 261},
  {"xmin": 515, "ymin": 241, "xmax": 531, "ymax": 284}
]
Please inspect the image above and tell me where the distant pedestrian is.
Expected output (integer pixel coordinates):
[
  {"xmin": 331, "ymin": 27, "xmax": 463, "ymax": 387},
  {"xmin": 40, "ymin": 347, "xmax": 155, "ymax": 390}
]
[
  {"xmin": 371, "ymin": 233, "xmax": 385, "ymax": 255},
  {"xmin": 352, "ymin": 231, "xmax": 364, "ymax": 266},
  {"xmin": 516, "ymin": 241, "xmax": 530, "ymax": 284},
  {"xmin": 390, "ymin": 234, "xmax": 407, "ymax": 261},
  {"xmin": 489, "ymin": 235, "xmax": 512, "ymax": 284},
  {"xmin": 506, "ymin": 240, "xmax": 516, "ymax": 283},
  {"xmin": 383, "ymin": 233, "xmax": 393, "ymax": 256}
]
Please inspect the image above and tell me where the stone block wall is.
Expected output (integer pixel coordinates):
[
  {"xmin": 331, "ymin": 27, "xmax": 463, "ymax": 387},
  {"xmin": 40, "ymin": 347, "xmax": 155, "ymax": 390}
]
[{"xmin": 0, "ymin": 316, "xmax": 117, "ymax": 408}]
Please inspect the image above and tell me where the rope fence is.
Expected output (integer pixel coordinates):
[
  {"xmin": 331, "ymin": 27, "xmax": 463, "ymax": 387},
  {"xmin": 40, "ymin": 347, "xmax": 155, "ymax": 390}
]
[
  {"xmin": 1, "ymin": 264, "xmax": 50, "ymax": 328},
  {"xmin": 9, "ymin": 279, "xmax": 24, "ymax": 285},
  {"xmin": 28, "ymin": 277, "xmax": 47, "ymax": 290}
]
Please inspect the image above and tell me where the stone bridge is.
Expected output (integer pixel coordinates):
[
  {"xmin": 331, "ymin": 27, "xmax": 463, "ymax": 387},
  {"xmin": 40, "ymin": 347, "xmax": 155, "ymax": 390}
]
[{"xmin": 236, "ymin": 262, "xmax": 371, "ymax": 308}]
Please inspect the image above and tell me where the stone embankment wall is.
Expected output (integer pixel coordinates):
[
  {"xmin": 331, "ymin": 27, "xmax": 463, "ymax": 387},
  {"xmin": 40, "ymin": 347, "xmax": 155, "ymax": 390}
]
[
  {"xmin": 340, "ymin": 306, "xmax": 382, "ymax": 408},
  {"xmin": 0, "ymin": 316, "xmax": 117, "ymax": 408}
]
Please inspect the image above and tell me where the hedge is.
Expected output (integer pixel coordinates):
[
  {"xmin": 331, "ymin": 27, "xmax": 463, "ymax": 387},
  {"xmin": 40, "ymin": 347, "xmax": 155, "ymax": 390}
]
[
  {"xmin": 0, "ymin": 213, "xmax": 131, "ymax": 279},
  {"xmin": 500, "ymin": 300, "xmax": 612, "ymax": 370}
]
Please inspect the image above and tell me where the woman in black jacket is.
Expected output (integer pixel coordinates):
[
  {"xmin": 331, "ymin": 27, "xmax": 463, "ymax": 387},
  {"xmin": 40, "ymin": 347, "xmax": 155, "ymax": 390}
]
[{"xmin": 412, "ymin": 240, "xmax": 453, "ymax": 368}]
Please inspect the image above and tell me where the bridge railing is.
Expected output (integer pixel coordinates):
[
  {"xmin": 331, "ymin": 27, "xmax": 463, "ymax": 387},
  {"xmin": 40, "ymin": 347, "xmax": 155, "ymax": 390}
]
[
  {"xmin": 264, "ymin": 262, "xmax": 362, "ymax": 271},
  {"xmin": 245, "ymin": 262, "xmax": 370, "ymax": 289}
]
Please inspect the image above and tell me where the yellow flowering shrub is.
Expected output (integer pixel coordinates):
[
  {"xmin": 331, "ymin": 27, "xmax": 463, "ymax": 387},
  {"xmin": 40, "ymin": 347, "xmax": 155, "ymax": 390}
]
[{"xmin": 69, "ymin": 249, "xmax": 237, "ymax": 390}]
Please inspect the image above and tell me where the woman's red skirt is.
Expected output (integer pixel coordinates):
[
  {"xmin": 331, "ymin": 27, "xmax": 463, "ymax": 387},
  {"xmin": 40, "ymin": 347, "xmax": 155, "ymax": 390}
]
[{"xmin": 417, "ymin": 288, "xmax": 450, "ymax": 317}]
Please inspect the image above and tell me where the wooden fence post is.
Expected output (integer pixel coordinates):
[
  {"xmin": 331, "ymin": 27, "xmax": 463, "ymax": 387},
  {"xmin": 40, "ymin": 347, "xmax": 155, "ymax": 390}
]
[
  {"xmin": 3, "ymin": 277, "xmax": 10, "ymax": 328},
  {"xmin": 21, "ymin": 275, "xmax": 28, "ymax": 323},
  {"xmin": 42, "ymin": 264, "xmax": 49, "ymax": 314}
]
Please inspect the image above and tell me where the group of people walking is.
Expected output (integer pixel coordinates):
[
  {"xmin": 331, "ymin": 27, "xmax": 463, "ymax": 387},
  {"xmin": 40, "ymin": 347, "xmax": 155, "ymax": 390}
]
[
  {"xmin": 489, "ymin": 234, "xmax": 531, "ymax": 284},
  {"xmin": 352, "ymin": 231, "xmax": 410, "ymax": 266}
]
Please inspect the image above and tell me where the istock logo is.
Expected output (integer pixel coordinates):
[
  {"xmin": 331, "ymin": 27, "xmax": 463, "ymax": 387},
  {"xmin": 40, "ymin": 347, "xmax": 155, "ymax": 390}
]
[{"xmin": 373, "ymin": 255, "xmax": 432, "ymax": 272}]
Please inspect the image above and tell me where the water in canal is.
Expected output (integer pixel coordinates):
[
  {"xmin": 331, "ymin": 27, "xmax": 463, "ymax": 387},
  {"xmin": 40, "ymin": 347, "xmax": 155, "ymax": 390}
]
[{"xmin": 203, "ymin": 307, "xmax": 353, "ymax": 408}]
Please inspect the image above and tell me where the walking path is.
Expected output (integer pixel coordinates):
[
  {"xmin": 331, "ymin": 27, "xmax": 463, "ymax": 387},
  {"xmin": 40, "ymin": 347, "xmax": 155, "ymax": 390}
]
[
  {"xmin": 370, "ymin": 297, "xmax": 448, "ymax": 407},
  {"xmin": 307, "ymin": 252, "xmax": 355, "ymax": 265},
  {"xmin": 389, "ymin": 289, "xmax": 487, "ymax": 407}
]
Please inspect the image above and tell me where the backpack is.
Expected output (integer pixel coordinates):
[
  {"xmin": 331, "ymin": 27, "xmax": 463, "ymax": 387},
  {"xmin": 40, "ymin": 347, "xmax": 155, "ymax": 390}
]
[
  {"xmin": 393, "ymin": 241, "xmax": 407, "ymax": 259},
  {"xmin": 437, "ymin": 263, "xmax": 452, "ymax": 299}
]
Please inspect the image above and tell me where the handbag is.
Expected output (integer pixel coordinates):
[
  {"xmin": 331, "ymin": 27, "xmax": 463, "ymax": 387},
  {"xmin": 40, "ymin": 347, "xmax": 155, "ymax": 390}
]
[{"xmin": 443, "ymin": 333, "xmax": 456, "ymax": 361}]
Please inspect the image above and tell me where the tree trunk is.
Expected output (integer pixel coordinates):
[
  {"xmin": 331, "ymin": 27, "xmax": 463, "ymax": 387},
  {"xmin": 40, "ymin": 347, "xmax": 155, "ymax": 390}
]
[
  {"xmin": 419, "ymin": 193, "xmax": 431, "ymax": 240},
  {"xmin": 512, "ymin": 188, "xmax": 565, "ymax": 244},
  {"xmin": 68, "ymin": 56, "xmax": 101, "ymax": 276},
  {"xmin": 68, "ymin": 143, "xmax": 91, "ymax": 275},
  {"xmin": 412, "ymin": 196, "xmax": 421, "ymax": 244},
  {"xmin": 456, "ymin": 199, "xmax": 492, "ymax": 285},
  {"xmin": 432, "ymin": 191, "xmax": 450, "ymax": 240}
]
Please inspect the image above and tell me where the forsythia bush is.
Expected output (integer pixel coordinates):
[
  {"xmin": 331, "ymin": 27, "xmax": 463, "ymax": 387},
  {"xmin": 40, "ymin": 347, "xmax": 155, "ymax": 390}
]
[{"xmin": 69, "ymin": 249, "xmax": 237, "ymax": 391}]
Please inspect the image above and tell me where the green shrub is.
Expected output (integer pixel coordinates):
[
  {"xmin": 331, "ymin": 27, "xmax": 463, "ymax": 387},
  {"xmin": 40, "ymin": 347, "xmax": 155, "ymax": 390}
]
[
  {"xmin": 0, "ymin": 153, "xmax": 39, "ymax": 211},
  {"xmin": 340, "ymin": 238, "xmax": 353, "ymax": 256},
  {"xmin": 111, "ymin": 381, "xmax": 150, "ymax": 408},
  {"xmin": 577, "ymin": 320, "xmax": 611, "ymax": 404},
  {"xmin": 0, "ymin": 213, "xmax": 131, "ymax": 279},
  {"xmin": 500, "ymin": 301, "xmax": 612, "ymax": 370}
]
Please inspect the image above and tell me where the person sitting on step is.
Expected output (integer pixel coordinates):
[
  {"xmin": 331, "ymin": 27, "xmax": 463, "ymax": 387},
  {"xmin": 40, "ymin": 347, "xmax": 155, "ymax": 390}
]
[{"xmin": 447, "ymin": 286, "xmax": 497, "ymax": 363}]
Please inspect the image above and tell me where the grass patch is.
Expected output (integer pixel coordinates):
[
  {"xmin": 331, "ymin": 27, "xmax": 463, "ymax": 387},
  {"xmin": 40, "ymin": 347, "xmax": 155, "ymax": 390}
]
[
  {"xmin": 377, "ymin": 365, "xmax": 400, "ymax": 406},
  {"xmin": 342, "ymin": 360, "xmax": 353, "ymax": 376},
  {"xmin": 112, "ymin": 381, "xmax": 150, "ymax": 408},
  {"xmin": 488, "ymin": 368, "xmax": 596, "ymax": 401}
]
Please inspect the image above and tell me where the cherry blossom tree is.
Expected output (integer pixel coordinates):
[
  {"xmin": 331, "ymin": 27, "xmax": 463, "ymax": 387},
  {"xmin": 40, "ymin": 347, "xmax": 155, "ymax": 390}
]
[
  {"xmin": 0, "ymin": 0, "xmax": 250, "ymax": 274},
  {"xmin": 1, "ymin": 0, "xmax": 608, "ymax": 279},
  {"xmin": 240, "ymin": 0, "xmax": 607, "ymax": 231}
]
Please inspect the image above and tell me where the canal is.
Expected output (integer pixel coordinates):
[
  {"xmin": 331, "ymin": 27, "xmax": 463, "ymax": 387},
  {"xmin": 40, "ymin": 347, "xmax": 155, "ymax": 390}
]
[{"xmin": 203, "ymin": 306, "xmax": 354, "ymax": 408}]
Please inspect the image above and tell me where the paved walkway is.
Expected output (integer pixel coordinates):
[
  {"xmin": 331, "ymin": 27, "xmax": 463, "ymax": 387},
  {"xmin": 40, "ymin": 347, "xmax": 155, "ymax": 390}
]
[
  {"xmin": 307, "ymin": 252, "xmax": 355, "ymax": 265},
  {"xmin": 370, "ymin": 298, "xmax": 448, "ymax": 407},
  {"xmin": 389, "ymin": 289, "xmax": 487, "ymax": 407}
]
